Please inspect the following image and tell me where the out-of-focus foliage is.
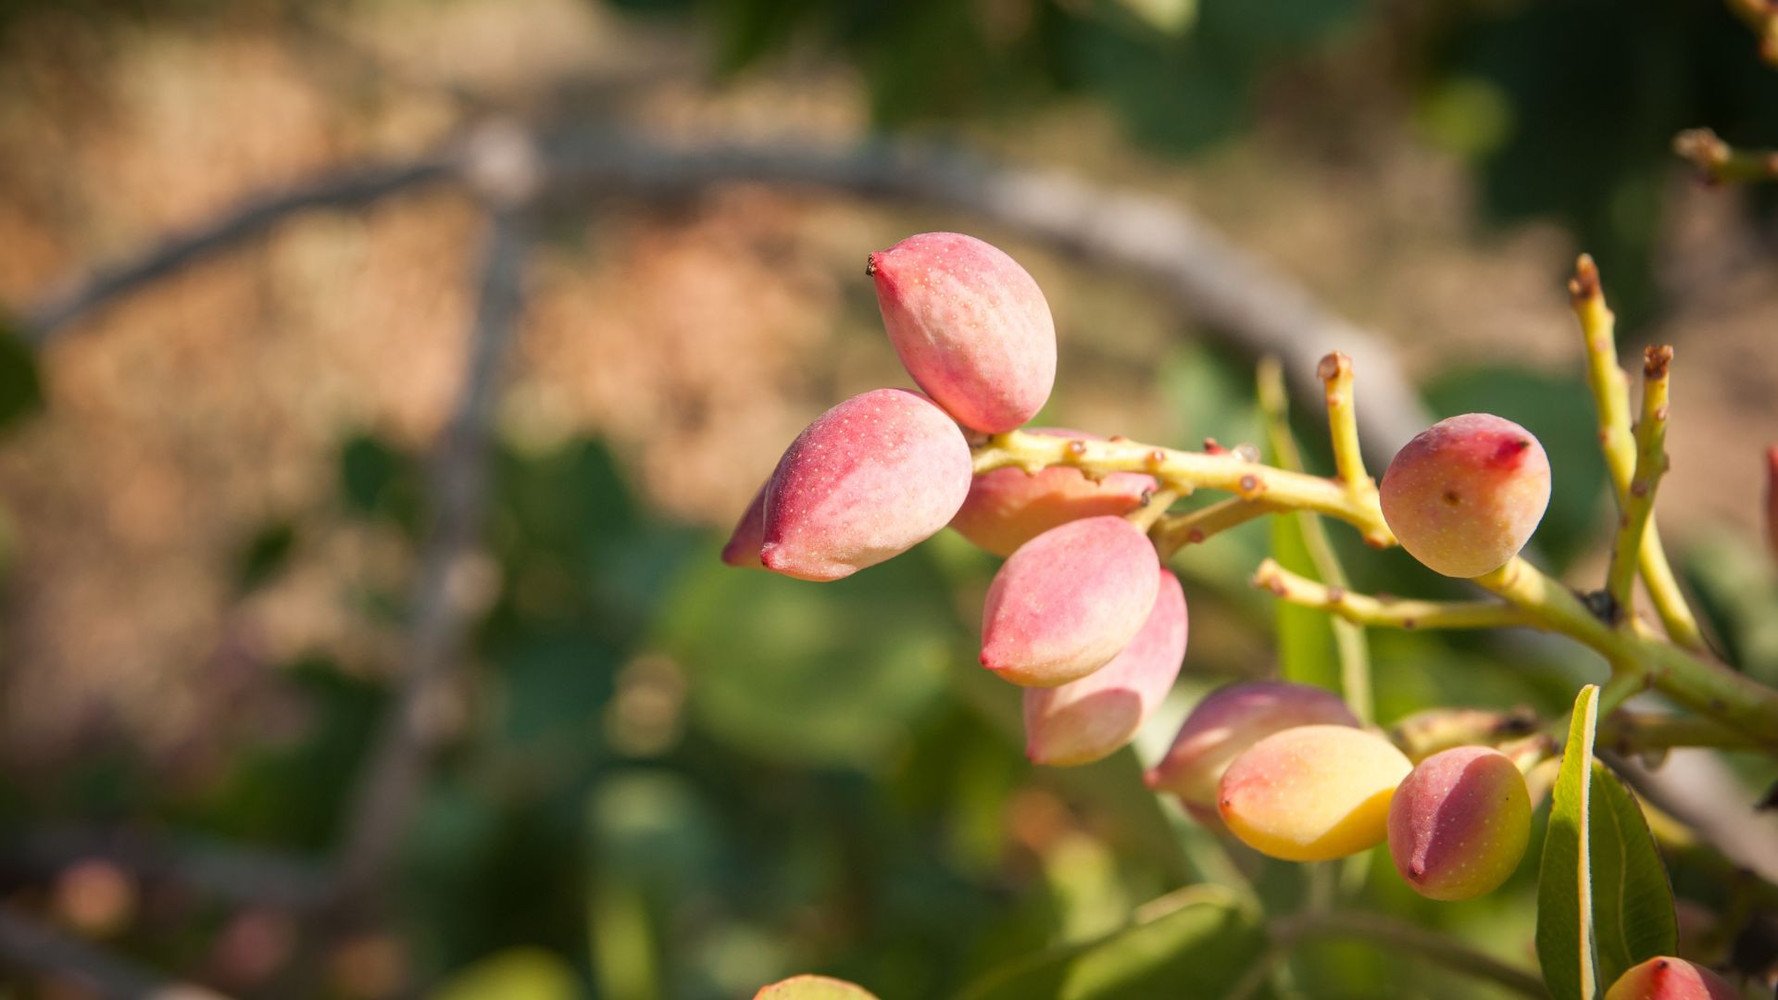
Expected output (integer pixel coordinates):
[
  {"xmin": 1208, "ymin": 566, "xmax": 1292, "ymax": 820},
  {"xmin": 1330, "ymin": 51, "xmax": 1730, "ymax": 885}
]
[{"xmin": 608, "ymin": 0, "xmax": 1778, "ymax": 324}]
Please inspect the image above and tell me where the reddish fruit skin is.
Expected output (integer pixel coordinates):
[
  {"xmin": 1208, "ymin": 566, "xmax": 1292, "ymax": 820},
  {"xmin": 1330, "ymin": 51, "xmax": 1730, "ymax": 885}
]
[
  {"xmin": 757, "ymin": 388, "xmax": 972, "ymax": 581},
  {"xmin": 1024, "ymin": 569, "xmax": 1188, "ymax": 766},
  {"xmin": 869, "ymin": 232, "xmax": 1057, "ymax": 434},
  {"xmin": 1145, "ymin": 681, "xmax": 1360, "ymax": 809},
  {"xmin": 951, "ymin": 428, "xmax": 1156, "ymax": 557},
  {"xmin": 1604, "ymin": 957, "xmax": 1740, "ymax": 1000},
  {"xmin": 720, "ymin": 482, "xmax": 768, "ymax": 569},
  {"xmin": 1379, "ymin": 413, "xmax": 1552, "ymax": 578},
  {"xmin": 980, "ymin": 516, "xmax": 1160, "ymax": 687},
  {"xmin": 1386, "ymin": 746, "xmax": 1531, "ymax": 901}
]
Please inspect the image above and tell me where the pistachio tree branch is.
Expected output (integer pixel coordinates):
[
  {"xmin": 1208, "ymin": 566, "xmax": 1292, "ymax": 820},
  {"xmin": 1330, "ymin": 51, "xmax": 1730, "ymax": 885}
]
[
  {"xmin": 1270, "ymin": 909, "xmax": 1548, "ymax": 999},
  {"xmin": 1596, "ymin": 710, "xmax": 1766, "ymax": 753},
  {"xmin": 0, "ymin": 906, "xmax": 188, "ymax": 998},
  {"xmin": 332, "ymin": 127, "xmax": 540, "ymax": 903},
  {"xmin": 972, "ymin": 430, "xmax": 1396, "ymax": 547},
  {"xmin": 1673, "ymin": 127, "xmax": 1778, "ymax": 184},
  {"xmin": 1723, "ymin": 0, "xmax": 1778, "ymax": 66},
  {"xmin": 1474, "ymin": 558, "xmax": 1778, "ymax": 748},
  {"xmin": 1316, "ymin": 352, "xmax": 1373, "ymax": 503},
  {"xmin": 1151, "ymin": 496, "xmax": 1275, "ymax": 556},
  {"xmin": 1253, "ymin": 559, "xmax": 1526, "ymax": 631},
  {"xmin": 975, "ymin": 425, "xmax": 1778, "ymax": 749},
  {"xmin": 1568, "ymin": 257, "xmax": 1704, "ymax": 648},
  {"xmin": 1605, "ymin": 345, "xmax": 1673, "ymax": 615}
]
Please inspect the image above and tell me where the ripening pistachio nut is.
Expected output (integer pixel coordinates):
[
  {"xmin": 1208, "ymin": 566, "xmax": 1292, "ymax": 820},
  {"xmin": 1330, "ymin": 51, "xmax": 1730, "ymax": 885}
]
[
  {"xmin": 739, "ymin": 388, "xmax": 972, "ymax": 581},
  {"xmin": 1145, "ymin": 680, "xmax": 1360, "ymax": 809},
  {"xmin": 869, "ymin": 232, "xmax": 1057, "ymax": 434},
  {"xmin": 1386, "ymin": 745, "xmax": 1531, "ymax": 901},
  {"xmin": 1603, "ymin": 956, "xmax": 1740, "ymax": 1000},
  {"xmin": 980, "ymin": 515, "xmax": 1160, "ymax": 687},
  {"xmin": 1024, "ymin": 569, "xmax": 1188, "ymax": 766},
  {"xmin": 1379, "ymin": 413, "xmax": 1552, "ymax": 578},
  {"xmin": 1218, "ymin": 724, "xmax": 1412, "ymax": 862}
]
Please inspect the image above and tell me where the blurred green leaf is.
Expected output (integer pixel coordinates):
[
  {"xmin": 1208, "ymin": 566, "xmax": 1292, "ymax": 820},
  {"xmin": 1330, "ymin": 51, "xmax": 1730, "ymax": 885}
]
[
  {"xmin": 1681, "ymin": 531, "xmax": 1778, "ymax": 685},
  {"xmin": 495, "ymin": 633, "xmax": 618, "ymax": 750},
  {"xmin": 958, "ymin": 885, "xmax": 1264, "ymax": 999},
  {"xmin": 1270, "ymin": 512, "xmax": 1340, "ymax": 692},
  {"xmin": 658, "ymin": 547, "xmax": 956, "ymax": 769},
  {"xmin": 235, "ymin": 519, "xmax": 296, "ymax": 593},
  {"xmin": 0, "ymin": 323, "xmax": 43, "ymax": 432},
  {"xmin": 434, "ymin": 947, "xmax": 582, "ymax": 1000},
  {"xmin": 338, "ymin": 433, "xmax": 422, "ymax": 528}
]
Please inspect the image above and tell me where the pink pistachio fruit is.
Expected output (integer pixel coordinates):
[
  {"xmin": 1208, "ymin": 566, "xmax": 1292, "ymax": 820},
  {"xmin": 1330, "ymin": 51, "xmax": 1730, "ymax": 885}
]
[
  {"xmin": 1379, "ymin": 412, "xmax": 1552, "ymax": 578},
  {"xmin": 869, "ymin": 232, "xmax": 1057, "ymax": 434},
  {"xmin": 1146, "ymin": 680, "xmax": 1360, "ymax": 810},
  {"xmin": 1024, "ymin": 569, "xmax": 1188, "ymax": 766},
  {"xmin": 737, "ymin": 388, "xmax": 972, "ymax": 581},
  {"xmin": 980, "ymin": 515, "xmax": 1160, "ymax": 687}
]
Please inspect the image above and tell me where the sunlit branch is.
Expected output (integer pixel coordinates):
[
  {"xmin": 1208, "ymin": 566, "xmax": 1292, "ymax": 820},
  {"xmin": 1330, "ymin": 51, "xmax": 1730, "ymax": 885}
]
[
  {"xmin": 1252, "ymin": 559, "xmax": 1526, "ymax": 630},
  {"xmin": 1567, "ymin": 256, "xmax": 1705, "ymax": 649}
]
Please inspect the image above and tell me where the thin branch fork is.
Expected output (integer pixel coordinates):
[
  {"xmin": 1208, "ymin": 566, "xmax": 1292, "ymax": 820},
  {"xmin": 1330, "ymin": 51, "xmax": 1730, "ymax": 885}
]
[{"xmin": 1567, "ymin": 256, "xmax": 1705, "ymax": 650}]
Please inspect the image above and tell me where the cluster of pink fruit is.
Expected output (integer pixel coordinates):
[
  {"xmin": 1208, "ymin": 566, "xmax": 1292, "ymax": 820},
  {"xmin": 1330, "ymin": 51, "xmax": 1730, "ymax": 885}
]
[{"xmin": 723, "ymin": 232, "xmax": 1561, "ymax": 903}]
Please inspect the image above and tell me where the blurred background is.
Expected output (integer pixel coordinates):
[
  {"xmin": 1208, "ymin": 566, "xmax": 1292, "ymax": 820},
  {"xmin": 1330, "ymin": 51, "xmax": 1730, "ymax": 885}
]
[{"xmin": 0, "ymin": 0, "xmax": 1776, "ymax": 996}]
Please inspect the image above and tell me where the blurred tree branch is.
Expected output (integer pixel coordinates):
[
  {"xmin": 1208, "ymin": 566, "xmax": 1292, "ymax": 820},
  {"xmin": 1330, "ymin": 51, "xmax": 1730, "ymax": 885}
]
[
  {"xmin": 21, "ymin": 124, "xmax": 1433, "ymax": 465},
  {"xmin": 330, "ymin": 124, "xmax": 541, "ymax": 907},
  {"xmin": 0, "ymin": 906, "xmax": 191, "ymax": 998},
  {"xmin": 1673, "ymin": 127, "xmax": 1778, "ymax": 184},
  {"xmin": 4, "ymin": 825, "xmax": 329, "ymax": 910}
]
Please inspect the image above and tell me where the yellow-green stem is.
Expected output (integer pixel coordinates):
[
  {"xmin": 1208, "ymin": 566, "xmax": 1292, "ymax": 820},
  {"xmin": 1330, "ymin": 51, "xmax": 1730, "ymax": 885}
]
[
  {"xmin": 972, "ymin": 431, "xmax": 1395, "ymax": 546},
  {"xmin": 1475, "ymin": 559, "xmax": 1777, "ymax": 749},
  {"xmin": 1151, "ymin": 497, "xmax": 1274, "ymax": 557},
  {"xmin": 1262, "ymin": 355, "xmax": 1374, "ymax": 726},
  {"xmin": 1606, "ymin": 346, "xmax": 1672, "ymax": 616},
  {"xmin": 1568, "ymin": 257, "xmax": 1705, "ymax": 650},
  {"xmin": 1255, "ymin": 560, "xmax": 1527, "ymax": 630}
]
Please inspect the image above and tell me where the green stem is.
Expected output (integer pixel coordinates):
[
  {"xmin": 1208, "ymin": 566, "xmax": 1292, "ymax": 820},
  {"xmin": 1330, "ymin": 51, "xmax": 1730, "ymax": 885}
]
[
  {"xmin": 1260, "ymin": 355, "xmax": 1374, "ymax": 725},
  {"xmin": 1270, "ymin": 910, "xmax": 1548, "ymax": 999},
  {"xmin": 1475, "ymin": 559, "xmax": 1778, "ymax": 749},
  {"xmin": 1568, "ymin": 258, "xmax": 1705, "ymax": 650}
]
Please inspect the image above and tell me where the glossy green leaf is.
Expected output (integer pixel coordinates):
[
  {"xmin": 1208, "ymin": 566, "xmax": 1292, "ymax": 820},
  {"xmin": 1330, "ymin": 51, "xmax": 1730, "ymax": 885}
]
[
  {"xmin": 1538, "ymin": 684, "xmax": 1600, "ymax": 1000},
  {"xmin": 1584, "ymin": 761, "xmax": 1677, "ymax": 991},
  {"xmin": 959, "ymin": 886, "xmax": 1264, "ymax": 1000},
  {"xmin": 1536, "ymin": 684, "xmax": 1677, "ymax": 999}
]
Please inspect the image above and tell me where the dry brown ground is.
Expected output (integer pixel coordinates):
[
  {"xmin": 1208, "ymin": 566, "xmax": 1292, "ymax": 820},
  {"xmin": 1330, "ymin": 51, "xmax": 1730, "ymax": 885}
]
[{"xmin": 0, "ymin": 0, "xmax": 1771, "ymax": 772}]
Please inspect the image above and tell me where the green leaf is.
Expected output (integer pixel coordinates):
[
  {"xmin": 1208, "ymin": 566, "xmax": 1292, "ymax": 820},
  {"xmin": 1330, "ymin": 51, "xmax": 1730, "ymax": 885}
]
[
  {"xmin": 959, "ymin": 886, "xmax": 1264, "ymax": 1000},
  {"xmin": 1536, "ymin": 684, "xmax": 1677, "ymax": 999},
  {"xmin": 1584, "ymin": 762, "xmax": 1677, "ymax": 991},
  {"xmin": 433, "ymin": 946, "xmax": 581, "ymax": 1000},
  {"xmin": 1270, "ymin": 510, "xmax": 1339, "ymax": 691},
  {"xmin": 1538, "ymin": 684, "xmax": 1600, "ymax": 1000}
]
